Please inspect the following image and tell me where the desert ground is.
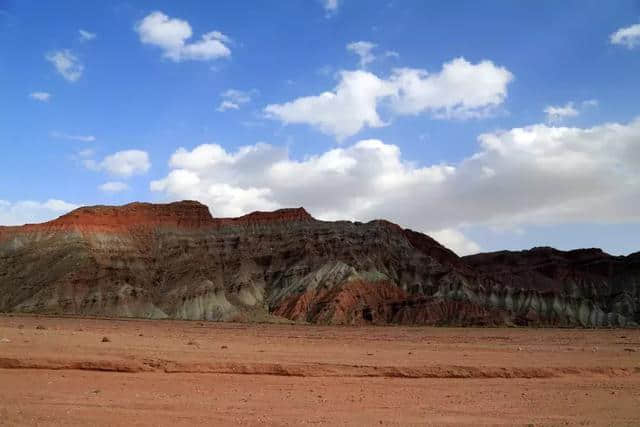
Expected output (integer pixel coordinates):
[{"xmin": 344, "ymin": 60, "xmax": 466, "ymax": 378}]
[{"xmin": 0, "ymin": 315, "xmax": 638, "ymax": 426}]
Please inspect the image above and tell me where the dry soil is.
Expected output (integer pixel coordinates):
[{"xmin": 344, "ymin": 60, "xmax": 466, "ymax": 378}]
[{"xmin": 0, "ymin": 315, "xmax": 639, "ymax": 426}]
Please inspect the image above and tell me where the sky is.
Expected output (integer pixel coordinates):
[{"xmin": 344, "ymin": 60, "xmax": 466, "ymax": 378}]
[{"xmin": 1, "ymin": 0, "xmax": 640, "ymax": 256}]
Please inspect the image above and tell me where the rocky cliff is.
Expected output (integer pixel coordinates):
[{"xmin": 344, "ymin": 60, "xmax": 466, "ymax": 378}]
[{"xmin": 0, "ymin": 201, "xmax": 637, "ymax": 327}]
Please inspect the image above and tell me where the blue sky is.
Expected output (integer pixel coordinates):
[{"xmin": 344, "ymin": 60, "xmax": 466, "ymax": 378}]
[{"xmin": 1, "ymin": 0, "xmax": 640, "ymax": 255}]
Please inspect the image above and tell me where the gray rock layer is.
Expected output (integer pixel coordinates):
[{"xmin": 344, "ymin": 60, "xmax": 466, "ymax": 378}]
[{"xmin": 0, "ymin": 201, "xmax": 637, "ymax": 327}]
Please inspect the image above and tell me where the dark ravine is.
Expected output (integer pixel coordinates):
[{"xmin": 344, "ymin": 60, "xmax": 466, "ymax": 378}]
[{"xmin": 0, "ymin": 201, "xmax": 637, "ymax": 327}]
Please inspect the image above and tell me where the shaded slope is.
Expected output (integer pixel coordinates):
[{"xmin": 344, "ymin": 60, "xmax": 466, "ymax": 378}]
[{"xmin": 0, "ymin": 201, "xmax": 637, "ymax": 326}]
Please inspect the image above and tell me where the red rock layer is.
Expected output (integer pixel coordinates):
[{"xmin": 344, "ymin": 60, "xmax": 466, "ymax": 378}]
[
  {"xmin": 0, "ymin": 201, "xmax": 213, "ymax": 234},
  {"xmin": 272, "ymin": 280, "xmax": 408, "ymax": 325},
  {"xmin": 0, "ymin": 202, "xmax": 315, "ymax": 236},
  {"xmin": 217, "ymin": 207, "xmax": 314, "ymax": 227},
  {"xmin": 1, "ymin": 200, "xmax": 638, "ymax": 327}
]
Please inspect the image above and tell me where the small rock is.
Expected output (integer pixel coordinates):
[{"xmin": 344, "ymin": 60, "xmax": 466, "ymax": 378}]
[
  {"xmin": 101, "ymin": 336, "xmax": 111, "ymax": 343},
  {"xmin": 592, "ymin": 346, "xmax": 598, "ymax": 352},
  {"xmin": 624, "ymin": 348, "xmax": 636, "ymax": 352},
  {"xmin": 35, "ymin": 325, "xmax": 46, "ymax": 330},
  {"xmin": 517, "ymin": 346, "xmax": 523, "ymax": 351},
  {"xmin": 220, "ymin": 345, "xmax": 228, "ymax": 349},
  {"xmin": 187, "ymin": 340, "xmax": 198, "ymax": 346},
  {"xmin": 17, "ymin": 324, "xmax": 24, "ymax": 329},
  {"xmin": 0, "ymin": 338, "xmax": 10, "ymax": 343}
]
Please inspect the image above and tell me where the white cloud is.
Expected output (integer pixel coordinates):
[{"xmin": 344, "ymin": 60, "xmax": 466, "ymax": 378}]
[
  {"xmin": 45, "ymin": 50, "xmax": 83, "ymax": 82},
  {"xmin": 610, "ymin": 23, "xmax": 640, "ymax": 49},
  {"xmin": 50, "ymin": 131, "xmax": 96, "ymax": 142},
  {"xmin": 0, "ymin": 199, "xmax": 77, "ymax": 226},
  {"xmin": 544, "ymin": 102, "xmax": 579, "ymax": 122},
  {"xmin": 221, "ymin": 89, "xmax": 252, "ymax": 104},
  {"xmin": 544, "ymin": 99, "xmax": 599, "ymax": 123},
  {"xmin": 346, "ymin": 41, "xmax": 377, "ymax": 68},
  {"xmin": 428, "ymin": 228, "xmax": 481, "ymax": 256},
  {"xmin": 29, "ymin": 92, "xmax": 51, "ymax": 102},
  {"xmin": 208, "ymin": 30, "xmax": 232, "ymax": 45},
  {"xmin": 99, "ymin": 181, "xmax": 129, "ymax": 193},
  {"xmin": 265, "ymin": 70, "xmax": 395, "ymax": 141},
  {"xmin": 387, "ymin": 58, "xmax": 513, "ymax": 118},
  {"xmin": 151, "ymin": 139, "xmax": 451, "ymax": 220},
  {"xmin": 151, "ymin": 117, "xmax": 640, "ymax": 243},
  {"xmin": 217, "ymin": 101, "xmax": 240, "ymax": 112},
  {"xmin": 78, "ymin": 29, "xmax": 96, "ymax": 41},
  {"xmin": 216, "ymin": 89, "xmax": 255, "ymax": 112},
  {"xmin": 322, "ymin": 0, "xmax": 340, "ymax": 13},
  {"xmin": 265, "ymin": 57, "xmax": 513, "ymax": 140},
  {"xmin": 86, "ymin": 150, "xmax": 151, "ymax": 178},
  {"xmin": 135, "ymin": 11, "xmax": 231, "ymax": 62}
]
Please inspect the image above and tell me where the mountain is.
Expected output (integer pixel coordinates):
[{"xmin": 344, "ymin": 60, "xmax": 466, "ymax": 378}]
[{"xmin": 0, "ymin": 201, "xmax": 637, "ymax": 327}]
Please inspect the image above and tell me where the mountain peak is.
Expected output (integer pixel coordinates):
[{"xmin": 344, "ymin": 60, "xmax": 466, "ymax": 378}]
[{"xmin": 39, "ymin": 200, "xmax": 214, "ymax": 230}]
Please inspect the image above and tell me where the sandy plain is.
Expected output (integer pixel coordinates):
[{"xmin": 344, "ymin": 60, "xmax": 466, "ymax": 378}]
[{"xmin": 0, "ymin": 315, "xmax": 638, "ymax": 426}]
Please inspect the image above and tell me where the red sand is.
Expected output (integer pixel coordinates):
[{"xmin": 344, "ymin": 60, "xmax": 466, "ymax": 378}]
[{"xmin": 0, "ymin": 315, "xmax": 639, "ymax": 425}]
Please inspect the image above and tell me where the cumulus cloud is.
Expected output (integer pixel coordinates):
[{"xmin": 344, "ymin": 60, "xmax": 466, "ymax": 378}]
[
  {"xmin": 150, "ymin": 139, "xmax": 452, "ymax": 221},
  {"xmin": 610, "ymin": 23, "xmax": 640, "ymax": 49},
  {"xmin": 265, "ymin": 70, "xmax": 394, "ymax": 140},
  {"xmin": 0, "ymin": 199, "xmax": 77, "ymax": 226},
  {"xmin": 151, "ymin": 117, "xmax": 640, "ymax": 253},
  {"xmin": 45, "ymin": 50, "xmax": 83, "ymax": 82},
  {"xmin": 544, "ymin": 102, "xmax": 579, "ymax": 122},
  {"xmin": 428, "ymin": 228, "xmax": 481, "ymax": 256},
  {"xmin": 387, "ymin": 59, "xmax": 513, "ymax": 118},
  {"xmin": 544, "ymin": 99, "xmax": 599, "ymax": 123},
  {"xmin": 347, "ymin": 41, "xmax": 377, "ymax": 68},
  {"xmin": 50, "ymin": 131, "xmax": 96, "ymax": 142},
  {"xmin": 265, "ymin": 57, "xmax": 513, "ymax": 140},
  {"xmin": 85, "ymin": 150, "xmax": 151, "ymax": 178},
  {"xmin": 78, "ymin": 29, "xmax": 96, "ymax": 41},
  {"xmin": 135, "ymin": 11, "xmax": 231, "ymax": 62},
  {"xmin": 29, "ymin": 92, "xmax": 51, "ymax": 102},
  {"xmin": 99, "ymin": 181, "xmax": 129, "ymax": 193},
  {"xmin": 216, "ymin": 89, "xmax": 256, "ymax": 112}
]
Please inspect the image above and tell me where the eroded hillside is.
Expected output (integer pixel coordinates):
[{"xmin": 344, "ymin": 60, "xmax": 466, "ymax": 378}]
[{"xmin": 0, "ymin": 201, "xmax": 637, "ymax": 326}]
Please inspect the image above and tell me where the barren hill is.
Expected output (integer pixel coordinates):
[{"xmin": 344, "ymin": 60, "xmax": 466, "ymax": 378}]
[{"xmin": 0, "ymin": 201, "xmax": 637, "ymax": 326}]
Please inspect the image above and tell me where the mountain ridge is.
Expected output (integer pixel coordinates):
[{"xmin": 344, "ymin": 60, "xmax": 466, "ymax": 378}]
[{"xmin": 0, "ymin": 200, "xmax": 637, "ymax": 327}]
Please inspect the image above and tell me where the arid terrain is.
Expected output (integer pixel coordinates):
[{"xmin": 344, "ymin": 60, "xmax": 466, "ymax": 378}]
[
  {"xmin": 0, "ymin": 315, "xmax": 639, "ymax": 426},
  {"xmin": 1, "ymin": 201, "xmax": 638, "ymax": 328}
]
